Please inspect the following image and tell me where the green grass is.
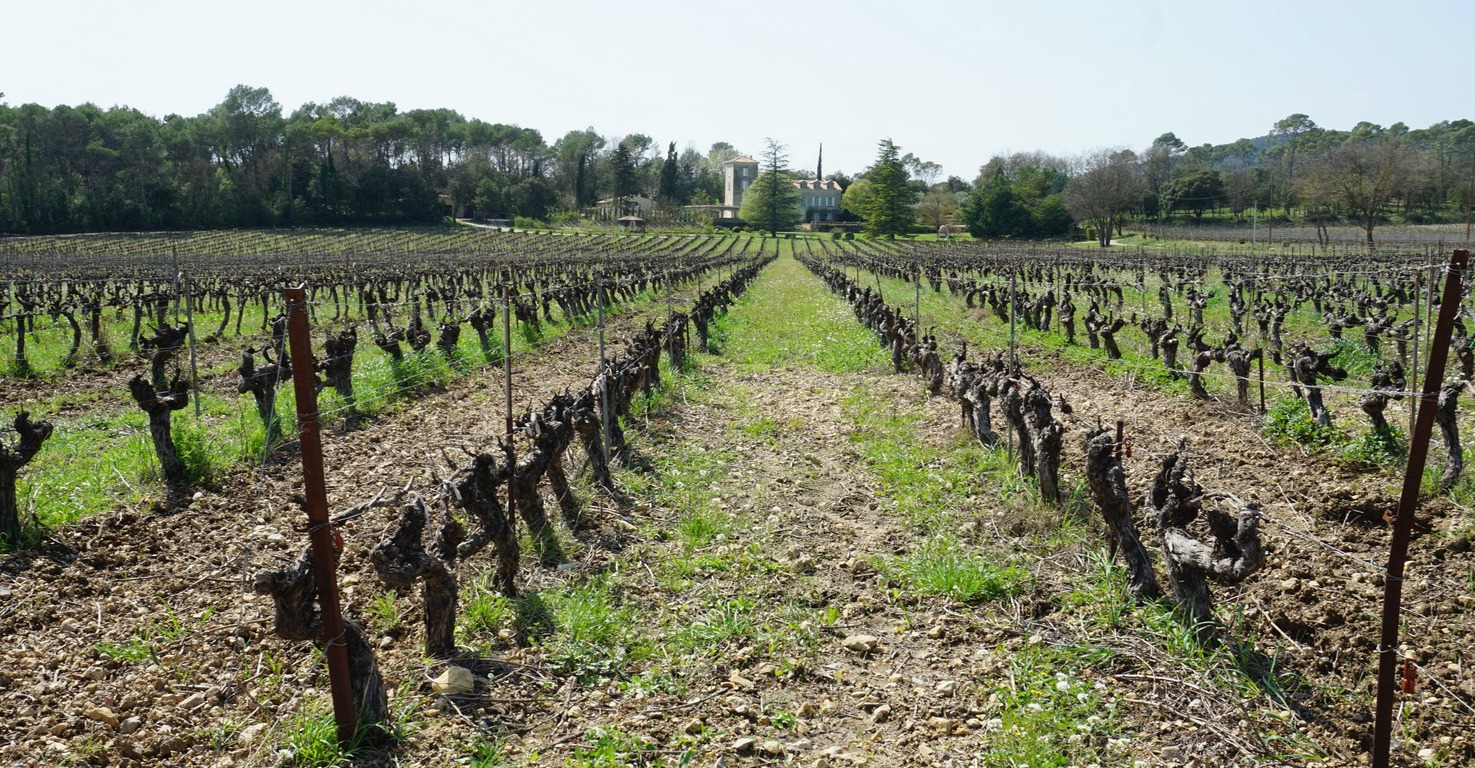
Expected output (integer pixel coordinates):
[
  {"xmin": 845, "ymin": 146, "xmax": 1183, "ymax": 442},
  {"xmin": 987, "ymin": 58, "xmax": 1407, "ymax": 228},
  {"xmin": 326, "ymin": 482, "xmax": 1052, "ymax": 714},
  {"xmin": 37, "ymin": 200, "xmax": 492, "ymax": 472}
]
[
  {"xmin": 673, "ymin": 596, "xmax": 756, "ymax": 652},
  {"xmin": 841, "ymin": 388, "xmax": 1037, "ymax": 530},
  {"xmin": 283, "ymin": 700, "xmax": 350, "ymax": 767},
  {"xmin": 1263, "ymin": 396, "xmax": 1339, "ymax": 449},
  {"xmin": 4, "ymin": 387, "xmax": 273, "ymax": 549},
  {"xmin": 365, "ymin": 590, "xmax": 402, "ymax": 636},
  {"xmin": 533, "ymin": 578, "xmax": 645, "ymax": 678},
  {"xmin": 719, "ymin": 256, "xmax": 888, "ymax": 374},
  {"xmin": 883, "ymin": 534, "xmax": 1028, "ymax": 604}
]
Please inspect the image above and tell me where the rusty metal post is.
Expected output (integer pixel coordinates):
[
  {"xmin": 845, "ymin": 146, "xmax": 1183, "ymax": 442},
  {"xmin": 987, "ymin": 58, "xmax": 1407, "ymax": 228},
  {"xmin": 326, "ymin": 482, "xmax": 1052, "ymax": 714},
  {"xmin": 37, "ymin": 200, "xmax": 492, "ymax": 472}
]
[
  {"xmin": 282, "ymin": 286, "xmax": 357, "ymax": 747},
  {"xmin": 1009, "ymin": 271, "xmax": 1017, "ymax": 368},
  {"xmin": 502, "ymin": 278, "xmax": 517, "ymax": 518},
  {"xmin": 597, "ymin": 270, "xmax": 610, "ymax": 467},
  {"xmin": 502, "ymin": 280, "xmax": 513, "ymax": 438},
  {"xmin": 1257, "ymin": 348, "xmax": 1266, "ymax": 415},
  {"xmin": 184, "ymin": 271, "xmax": 201, "ymax": 419},
  {"xmin": 1372, "ymin": 248, "xmax": 1468, "ymax": 768},
  {"xmin": 913, "ymin": 264, "xmax": 920, "ymax": 329}
]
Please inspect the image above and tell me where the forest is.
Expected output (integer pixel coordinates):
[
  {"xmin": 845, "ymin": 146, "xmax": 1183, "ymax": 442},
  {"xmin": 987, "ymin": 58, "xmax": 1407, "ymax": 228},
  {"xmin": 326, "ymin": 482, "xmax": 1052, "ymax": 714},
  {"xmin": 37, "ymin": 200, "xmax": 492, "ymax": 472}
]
[{"xmin": 2, "ymin": 86, "xmax": 1472, "ymax": 239}]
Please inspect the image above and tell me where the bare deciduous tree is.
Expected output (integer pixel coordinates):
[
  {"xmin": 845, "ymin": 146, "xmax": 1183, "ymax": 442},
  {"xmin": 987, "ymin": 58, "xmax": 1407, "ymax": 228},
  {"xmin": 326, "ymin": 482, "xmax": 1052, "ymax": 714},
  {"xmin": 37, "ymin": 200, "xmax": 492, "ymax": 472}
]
[
  {"xmin": 1064, "ymin": 148, "xmax": 1143, "ymax": 247},
  {"xmin": 1304, "ymin": 136, "xmax": 1414, "ymax": 249}
]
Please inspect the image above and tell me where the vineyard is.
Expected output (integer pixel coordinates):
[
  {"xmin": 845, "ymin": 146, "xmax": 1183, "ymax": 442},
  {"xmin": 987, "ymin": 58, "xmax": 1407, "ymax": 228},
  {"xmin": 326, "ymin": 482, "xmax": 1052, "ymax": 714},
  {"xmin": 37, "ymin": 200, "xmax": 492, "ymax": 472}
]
[{"xmin": 2, "ymin": 228, "xmax": 1474, "ymax": 767}]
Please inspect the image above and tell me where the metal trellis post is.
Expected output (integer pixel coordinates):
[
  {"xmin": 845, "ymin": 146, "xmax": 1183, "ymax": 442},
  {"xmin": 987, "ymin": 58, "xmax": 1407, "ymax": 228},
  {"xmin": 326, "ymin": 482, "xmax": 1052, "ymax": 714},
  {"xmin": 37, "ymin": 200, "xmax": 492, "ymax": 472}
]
[
  {"xmin": 1372, "ymin": 249, "xmax": 1468, "ymax": 768},
  {"xmin": 282, "ymin": 285, "xmax": 357, "ymax": 748}
]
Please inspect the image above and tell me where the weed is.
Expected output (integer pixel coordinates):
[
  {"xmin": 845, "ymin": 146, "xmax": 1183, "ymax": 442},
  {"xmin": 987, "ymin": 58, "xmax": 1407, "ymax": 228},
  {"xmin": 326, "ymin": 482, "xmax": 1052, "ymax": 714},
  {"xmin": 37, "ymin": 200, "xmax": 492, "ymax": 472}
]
[
  {"xmin": 572, "ymin": 726, "xmax": 666, "ymax": 768},
  {"xmin": 1339, "ymin": 424, "xmax": 1407, "ymax": 467},
  {"xmin": 284, "ymin": 700, "xmax": 349, "ymax": 767},
  {"xmin": 976, "ymin": 643, "xmax": 1125, "ymax": 767},
  {"xmin": 739, "ymin": 415, "xmax": 779, "ymax": 438},
  {"xmin": 460, "ymin": 577, "xmax": 516, "ymax": 638},
  {"xmin": 676, "ymin": 506, "xmax": 727, "ymax": 548},
  {"xmin": 884, "ymin": 534, "xmax": 1028, "ymax": 604},
  {"xmin": 366, "ymin": 590, "xmax": 401, "ymax": 636},
  {"xmin": 538, "ymin": 579, "xmax": 639, "ymax": 677},
  {"xmin": 96, "ymin": 639, "xmax": 152, "ymax": 663},
  {"xmin": 1263, "ymin": 397, "xmax": 1338, "ymax": 449},
  {"xmin": 675, "ymin": 596, "xmax": 755, "ymax": 651},
  {"xmin": 767, "ymin": 708, "xmax": 798, "ymax": 730},
  {"xmin": 1328, "ymin": 336, "xmax": 1380, "ymax": 379},
  {"xmin": 465, "ymin": 737, "xmax": 514, "ymax": 767}
]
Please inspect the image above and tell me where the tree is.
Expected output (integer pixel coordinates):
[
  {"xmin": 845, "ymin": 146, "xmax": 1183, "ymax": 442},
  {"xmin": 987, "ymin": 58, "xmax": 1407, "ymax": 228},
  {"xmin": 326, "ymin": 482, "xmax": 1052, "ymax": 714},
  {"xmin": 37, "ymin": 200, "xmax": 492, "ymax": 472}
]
[
  {"xmin": 963, "ymin": 171, "xmax": 1030, "ymax": 238},
  {"xmin": 916, "ymin": 188, "xmax": 961, "ymax": 229},
  {"xmin": 1141, "ymin": 132, "xmax": 1186, "ymax": 220},
  {"xmin": 656, "ymin": 141, "xmax": 680, "ymax": 203},
  {"xmin": 739, "ymin": 138, "xmax": 801, "ymax": 233},
  {"xmin": 943, "ymin": 175, "xmax": 971, "ymax": 194},
  {"xmin": 1162, "ymin": 168, "xmax": 1226, "ymax": 222},
  {"xmin": 1306, "ymin": 135, "xmax": 1414, "ymax": 248},
  {"xmin": 1064, "ymin": 148, "xmax": 1143, "ymax": 247},
  {"xmin": 737, "ymin": 171, "xmax": 802, "ymax": 232},
  {"xmin": 553, "ymin": 128, "xmax": 604, "ymax": 208},
  {"xmin": 841, "ymin": 178, "xmax": 872, "ymax": 219},
  {"xmin": 737, "ymin": 138, "xmax": 796, "ymax": 232},
  {"xmin": 610, "ymin": 140, "xmax": 639, "ymax": 200},
  {"xmin": 1271, "ymin": 113, "xmax": 1318, "ymax": 215},
  {"xmin": 863, "ymin": 138, "xmax": 915, "ymax": 237}
]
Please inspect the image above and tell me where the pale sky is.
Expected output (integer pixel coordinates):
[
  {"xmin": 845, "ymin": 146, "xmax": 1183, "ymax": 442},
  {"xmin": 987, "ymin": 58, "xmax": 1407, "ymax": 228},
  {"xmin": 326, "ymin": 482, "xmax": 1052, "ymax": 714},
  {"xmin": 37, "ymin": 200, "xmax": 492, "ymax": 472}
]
[{"xmin": 3, "ymin": 0, "xmax": 1471, "ymax": 179}]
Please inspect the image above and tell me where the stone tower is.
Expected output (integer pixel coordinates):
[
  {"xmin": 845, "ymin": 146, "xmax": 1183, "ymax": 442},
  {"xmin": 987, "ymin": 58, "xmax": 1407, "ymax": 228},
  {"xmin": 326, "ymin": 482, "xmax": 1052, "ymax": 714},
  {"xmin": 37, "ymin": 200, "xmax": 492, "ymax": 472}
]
[{"xmin": 723, "ymin": 155, "xmax": 759, "ymax": 210}]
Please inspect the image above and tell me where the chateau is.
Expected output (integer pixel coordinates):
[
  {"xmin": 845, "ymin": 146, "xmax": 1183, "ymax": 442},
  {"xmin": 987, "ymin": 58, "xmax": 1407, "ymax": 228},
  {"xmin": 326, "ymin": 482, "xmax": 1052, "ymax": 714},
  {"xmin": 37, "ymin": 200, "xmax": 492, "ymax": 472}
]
[{"xmin": 720, "ymin": 153, "xmax": 843, "ymax": 223}]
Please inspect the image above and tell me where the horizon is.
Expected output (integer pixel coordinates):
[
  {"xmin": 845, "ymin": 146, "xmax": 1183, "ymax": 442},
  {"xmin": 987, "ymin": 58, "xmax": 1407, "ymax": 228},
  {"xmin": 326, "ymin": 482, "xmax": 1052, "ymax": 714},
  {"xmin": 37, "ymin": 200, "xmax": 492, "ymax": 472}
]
[{"xmin": 4, "ymin": 0, "xmax": 1472, "ymax": 180}]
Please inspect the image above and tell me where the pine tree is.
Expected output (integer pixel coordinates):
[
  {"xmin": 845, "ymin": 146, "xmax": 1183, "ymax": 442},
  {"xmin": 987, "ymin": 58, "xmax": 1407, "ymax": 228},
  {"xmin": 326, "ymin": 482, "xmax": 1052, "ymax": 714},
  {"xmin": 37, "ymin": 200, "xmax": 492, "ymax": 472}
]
[
  {"xmin": 738, "ymin": 169, "xmax": 803, "ymax": 233},
  {"xmin": 863, "ymin": 138, "xmax": 915, "ymax": 238},
  {"xmin": 611, "ymin": 141, "xmax": 639, "ymax": 200},
  {"xmin": 739, "ymin": 138, "xmax": 802, "ymax": 234},
  {"xmin": 963, "ymin": 170, "xmax": 1031, "ymax": 238}
]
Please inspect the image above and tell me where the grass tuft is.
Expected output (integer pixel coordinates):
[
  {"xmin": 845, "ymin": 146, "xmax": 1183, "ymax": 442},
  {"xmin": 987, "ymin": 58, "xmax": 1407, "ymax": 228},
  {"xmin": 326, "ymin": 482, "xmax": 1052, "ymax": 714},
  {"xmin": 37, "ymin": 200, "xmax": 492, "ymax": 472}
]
[{"xmin": 884, "ymin": 534, "xmax": 1028, "ymax": 604}]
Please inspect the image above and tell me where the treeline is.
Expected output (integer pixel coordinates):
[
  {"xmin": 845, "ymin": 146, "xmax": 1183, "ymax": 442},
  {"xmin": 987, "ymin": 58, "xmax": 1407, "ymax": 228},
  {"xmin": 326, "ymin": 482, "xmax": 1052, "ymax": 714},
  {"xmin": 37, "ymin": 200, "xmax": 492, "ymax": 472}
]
[
  {"xmin": 965, "ymin": 115, "xmax": 1475, "ymax": 246},
  {"xmin": 0, "ymin": 85, "xmax": 751, "ymax": 234},
  {"xmin": 2, "ymin": 85, "xmax": 1471, "ymax": 245}
]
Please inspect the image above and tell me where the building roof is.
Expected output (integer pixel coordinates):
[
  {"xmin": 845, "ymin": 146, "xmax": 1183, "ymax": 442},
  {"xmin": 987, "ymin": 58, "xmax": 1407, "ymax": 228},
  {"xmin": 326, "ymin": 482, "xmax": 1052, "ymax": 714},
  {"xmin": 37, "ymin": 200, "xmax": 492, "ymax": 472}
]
[
  {"xmin": 793, "ymin": 178, "xmax": 843, "ymax": 191},
  {"xmin": 724, "ymin": 155, "xmax": 758, "ymax": 165}
]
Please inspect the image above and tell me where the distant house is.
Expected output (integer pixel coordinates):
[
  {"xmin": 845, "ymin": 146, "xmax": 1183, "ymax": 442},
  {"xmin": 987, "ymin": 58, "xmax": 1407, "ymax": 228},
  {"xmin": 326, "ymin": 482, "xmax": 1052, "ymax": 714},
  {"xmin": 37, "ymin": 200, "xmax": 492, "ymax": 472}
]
[
  {"xmin": 794, "ymin": 178, "xmax": 843, "ymax": 222},
  {"xmin": 706, "ymin": 153, "xmax": 843, "ymax": 223}
]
